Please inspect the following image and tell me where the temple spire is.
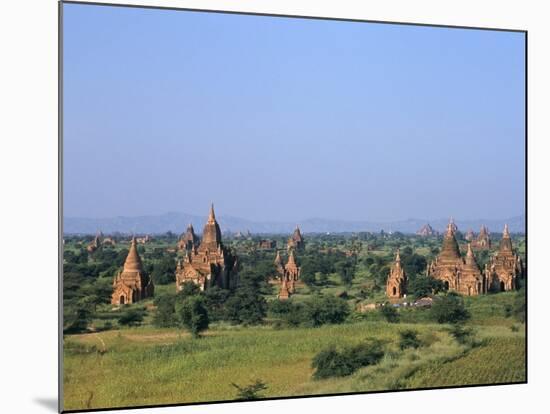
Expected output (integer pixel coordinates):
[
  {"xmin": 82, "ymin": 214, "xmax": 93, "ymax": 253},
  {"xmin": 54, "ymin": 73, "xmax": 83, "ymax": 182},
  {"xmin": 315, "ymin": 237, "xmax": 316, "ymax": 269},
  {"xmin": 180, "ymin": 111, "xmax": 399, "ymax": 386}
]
[
  {"xmin": 208, "ymin": 203, "xmax": 216, "ymax": 224},
  {"xmin": 395, "ymin": 248, "xmax": 401, "ymax": 263},
  {"xmin": 123, "ymin": 236, "xmax": 143, "ymax": 272},
  {"xmin": 288, "ymin": 249, "xmax": 297, "ymax": 266},
  {"xmin": 503, "ymin": 223, "xmax": 510, "ymax": 238}
]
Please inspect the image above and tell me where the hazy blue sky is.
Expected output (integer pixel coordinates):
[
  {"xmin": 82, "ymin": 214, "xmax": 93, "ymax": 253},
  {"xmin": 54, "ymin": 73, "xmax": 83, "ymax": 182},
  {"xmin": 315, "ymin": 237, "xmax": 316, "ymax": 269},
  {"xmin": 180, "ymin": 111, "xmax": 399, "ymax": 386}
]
[{"xmin": 63, "ymin": 4, "xmax": 525, "ymax": 222}]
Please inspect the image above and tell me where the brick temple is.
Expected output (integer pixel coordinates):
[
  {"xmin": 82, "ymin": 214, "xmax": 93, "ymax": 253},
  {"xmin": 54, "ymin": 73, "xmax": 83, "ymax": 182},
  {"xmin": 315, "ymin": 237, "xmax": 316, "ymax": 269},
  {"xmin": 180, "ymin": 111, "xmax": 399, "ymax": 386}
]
[{"xmin": 175, "ymin": 204, "xmax": 238, "ymax": 291}]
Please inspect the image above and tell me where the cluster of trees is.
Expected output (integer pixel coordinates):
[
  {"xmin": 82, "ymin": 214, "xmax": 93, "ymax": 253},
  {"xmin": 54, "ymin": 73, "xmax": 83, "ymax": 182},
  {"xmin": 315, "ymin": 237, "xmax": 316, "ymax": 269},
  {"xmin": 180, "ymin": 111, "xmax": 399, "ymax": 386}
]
[
  {"xmin": 63, "ymin": 243, "xmax": 177, "ymax": 333},
  {"xmin": 269, "ymin": 295, "xmax": 350, "ymax": 327},
  {"xmin": 153, "ymin": 264, "xmax": 271, "ymax": 336},
  {"xmin": 300, "ymin": 251, "xmax": 357, "ymax": 288}
]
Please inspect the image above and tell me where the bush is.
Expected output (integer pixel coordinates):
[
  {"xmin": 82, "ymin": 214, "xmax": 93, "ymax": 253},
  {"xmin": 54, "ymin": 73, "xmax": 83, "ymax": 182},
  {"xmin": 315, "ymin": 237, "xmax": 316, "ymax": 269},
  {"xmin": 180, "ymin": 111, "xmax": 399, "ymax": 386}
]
[
  {"xmin": 303, "ymin": 295, "xmax": 350, "ymax": 327},
  {"xmin": 448, "ymin": 324, "xmax": 474, "ymax": 345},
  {"xmin": 151, "ymin": 256, "xmax": 176, "ymax": 285},
  {"xmin": 512, "ymin": 291, "xmax": 526, "ymax": 323},
  {"xmin": 231, "ymin": 379, "xmax": 268, "ymax": 400},
  {"xmin": 118, "ymin": 308, "xmax": 146, "ymax": 326},
  {"xmin": 409, "ymin": 276, "xmax": 445, "ymax": 299},
  {"xmin": 176, "ymin": 296, "xmax": 209, "ymax": 338},
  {"xmin": 380, "ymin": 304, "xmax": 400, "ymax": 323},
  {"xmin": 312, "ymin": 340, "xmax": 384, "ymax": 379},
  {"xmin": 399, "ymin": 329, "xmax": 422, "ymax": 350},
  {"xmin": 431, "ymin": 292, "xmax": 470, "ymax": 324},
  {"xmin": 153, "ymin": 294, "xmax": 177, "ymax": 328},
  {"xmin": 224, "ymin": 286, "xmax": 267, "ymax": 325}
]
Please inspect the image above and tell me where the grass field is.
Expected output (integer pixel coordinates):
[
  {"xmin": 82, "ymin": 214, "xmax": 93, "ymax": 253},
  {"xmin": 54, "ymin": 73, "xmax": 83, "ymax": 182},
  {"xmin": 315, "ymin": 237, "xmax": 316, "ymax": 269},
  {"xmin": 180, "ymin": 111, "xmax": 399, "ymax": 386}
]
[{"xmin": 63, "ymin": 297, "xmax": 526, "ymax": 411}]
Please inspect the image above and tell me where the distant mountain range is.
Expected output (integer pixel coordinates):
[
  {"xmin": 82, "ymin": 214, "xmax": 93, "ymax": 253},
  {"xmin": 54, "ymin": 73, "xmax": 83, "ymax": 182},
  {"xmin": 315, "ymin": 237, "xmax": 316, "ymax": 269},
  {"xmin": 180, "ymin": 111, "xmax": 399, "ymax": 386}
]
[{"xmin": 63, "ymin": 212, "xmax": 526, "ymax": 235}]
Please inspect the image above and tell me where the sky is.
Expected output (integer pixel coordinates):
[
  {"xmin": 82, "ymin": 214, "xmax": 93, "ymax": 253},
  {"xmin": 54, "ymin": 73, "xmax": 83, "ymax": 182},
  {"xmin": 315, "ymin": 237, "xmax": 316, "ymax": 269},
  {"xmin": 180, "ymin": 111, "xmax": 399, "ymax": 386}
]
[{"xmin": 63, "ymin": 3, "xmax": 525, "ymax": 222}]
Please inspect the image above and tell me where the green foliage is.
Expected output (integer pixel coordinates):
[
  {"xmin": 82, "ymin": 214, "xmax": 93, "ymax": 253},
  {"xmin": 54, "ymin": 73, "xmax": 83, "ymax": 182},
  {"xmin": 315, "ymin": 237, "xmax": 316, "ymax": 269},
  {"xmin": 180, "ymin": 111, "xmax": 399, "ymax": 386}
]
[
  {"xmin": 302, "ymin": 295, "xmax": 350, "ymax": 327},
  {"xmin": 269, "ymin": 295, "xmax": 349, "ymax": 328},
  {"xmin": 399, "ymin": 329, "xmax": 422, "ymax": 350},
  {"xmin": 202, "ymin": 286, "xmax": 230, "ymax": 322},
  {"xmin": 448, "ymin": 324, "xmax": 474, "ymax": 345},
  {"xmin": 176, "ymin": 296, "xmax": 209, "ymax": 338},
  {"xmin": 408, "ymin": 276, "xmax": 446, "ymax": 299},
  {"xmin": 151, "ymin": 256, "xmax": 176, "ymax": 285},
  {"xmin": 431, "ymin": 292, "xmax": 470, "ymax": 324},
  {"xmin": 152, "ymin": 294, "xmax": 177, "ymax": 328},
  {"xmin": 225, "ymin": 287, "xmax": 267, "ymax": 325},
  {"xmin": 380, "ymin": 304, "xmax": 400, "ymax": 323},
  {"xmin": 312, "ymin": 340, "xmax": 385, "ymax": 379},
  {"xmin": 512, "ymin": 290, "xmax": 526, "ymax": 323},
  {"xmin": 118, "ymin": 308, "xmax": 146, "ymax": 327},
  {"xmin": 231, "ymin": 379, "xmax": 268, "ymax": 400},
  {"xmin": 178, "ymin": 281, "xmax": 201, "ymax": 298},
  {"xmin": 63, "ymin": 306, "xmax": 93, "ymax": 334}
]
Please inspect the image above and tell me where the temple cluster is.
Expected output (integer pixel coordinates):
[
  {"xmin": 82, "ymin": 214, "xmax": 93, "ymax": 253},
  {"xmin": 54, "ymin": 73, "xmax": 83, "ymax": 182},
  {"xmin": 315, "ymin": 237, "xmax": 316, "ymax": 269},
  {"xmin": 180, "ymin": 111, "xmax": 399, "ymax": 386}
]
[
  {"xmin": 388, "ymin": 220, "xmax": 524, "ymax": 299},
  {"xmin": 175, "ymin": 204, "xmax": 238, "ymax": 291}
]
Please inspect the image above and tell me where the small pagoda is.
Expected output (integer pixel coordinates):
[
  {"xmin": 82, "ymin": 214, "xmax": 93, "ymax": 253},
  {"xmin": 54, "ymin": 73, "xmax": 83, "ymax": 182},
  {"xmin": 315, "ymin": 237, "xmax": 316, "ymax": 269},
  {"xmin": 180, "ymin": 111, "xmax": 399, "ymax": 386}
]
[{"xmin": 111, "ymin": 237, "xmax": 154, "ymax": 305}]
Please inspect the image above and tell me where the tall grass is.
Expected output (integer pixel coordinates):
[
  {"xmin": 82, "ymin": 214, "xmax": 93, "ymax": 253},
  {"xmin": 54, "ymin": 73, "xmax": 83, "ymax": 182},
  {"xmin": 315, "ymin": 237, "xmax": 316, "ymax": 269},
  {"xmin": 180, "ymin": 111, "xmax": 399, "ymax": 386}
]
[{"xmin": 63, "ymin": 319, "xmax": 524, "ymax": 411}]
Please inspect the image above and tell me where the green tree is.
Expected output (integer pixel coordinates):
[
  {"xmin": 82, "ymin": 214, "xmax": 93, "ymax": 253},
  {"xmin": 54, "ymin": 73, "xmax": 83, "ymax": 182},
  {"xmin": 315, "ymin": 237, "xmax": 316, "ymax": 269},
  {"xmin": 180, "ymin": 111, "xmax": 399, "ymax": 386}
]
[
  {"xmin": 380, "ymin": 304, "xmax": 400, "ymax": 323},
  {"xmin": 151, "ymin": 256, "xmax": 176, "ymax": 285},
  {"xmin": 409, "ymin": 276, "xmax": 445, "ymax": 299},
  {"xmin": 302, "ymin": 295, "xmax": 349, "ymax": 327},
  {"xmin": 153, "ymin": 294, "xmax": 177, "ymax": 328},
  {"xmin": 431, "ymin": 292, "xmax": 470, "ymax": 324},
  {"xmin": 176, "ymin": 296, "xmax": 209, "ymax": 338},
  {"xmin": 225, "ymin": 287, "xmax": 267, "ymax": 325},
  {"xmin": 118, "ymin": 308, "xmax": 146, "ymax": 327}
]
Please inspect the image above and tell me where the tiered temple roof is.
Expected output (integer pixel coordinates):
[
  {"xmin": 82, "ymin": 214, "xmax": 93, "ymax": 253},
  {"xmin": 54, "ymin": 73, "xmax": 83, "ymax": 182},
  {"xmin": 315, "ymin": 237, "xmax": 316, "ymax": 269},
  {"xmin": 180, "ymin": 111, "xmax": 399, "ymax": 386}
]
[
  {"xmin": 287, "ymin": 225, "xmax": 305, "ymax": 250},
  {"xmin": 111, "ymin": 237, "xmax": 154, "ymax": 304},
  {"xmin": 427, "ymin": 220, "xmax": 485, "ymax": 296},
  {"xmin": 175, "ymin": 204, "xmax": 238, "ymax": 291},
  {"xmin": 417, "ymin": 223, "xmax": 436, "ymax": 236},
  {"xmin": 177, "ymin": 223, "xmax": 199, "ymax": 251},
  {"xmin": 486, "ymin": 224, "xmax": 523, "ymax": 291},
  {"xmin": 472, "ymin": 225, "xmax": 491, "ymax": 249},
  {"xmin": 386, "ymin": 249, "xmax": 407, "ymax": 299}
]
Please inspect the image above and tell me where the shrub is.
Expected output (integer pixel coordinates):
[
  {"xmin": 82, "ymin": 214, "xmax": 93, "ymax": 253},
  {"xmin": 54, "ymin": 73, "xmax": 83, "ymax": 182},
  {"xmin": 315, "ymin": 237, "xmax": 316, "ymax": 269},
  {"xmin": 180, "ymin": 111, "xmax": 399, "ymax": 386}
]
[
  {"xmin": 431, "ymin": 292, "xmax": 470, "ymax": 324},
  {"xmin": 409, "ymin": 276, "xmax": 446, "ymax": 299},
  {"xmin": 118, "ymin": 308, "xmax": 146, "ymax": 326},
  {"xmin": 303, "ymin": 295, "xmax": 350, "ymax": 327},
  {"xmin": 312, "ymin": 340, "xmax": 384, "ymax": 379},
  {"xmin": 224, "ymin": 287, "xmax": 267, "ymax": 325},
  {"xmin": 175, "ymin": 296, "xmax": 209, "ymax": 338},
  {"xmin": 399, "ymin": 329, "xmax": 422, "ymax": 350},
  {"xmin": 153, "ymin": 294, "xmax": 177, "ymax": 328},
  {"xmin": 512, "ymin": 291, "xmax": 526, "ymax": 323},
  {"xmin": 231, "ymin": 379, "xmax": 268, "ymax": 400},
  {"xmin": 380, "ymin": 304, "xmax": 400, "ymax": 323},
  {"xmin": 448, "ymin": 324, "xmax": 474, "ymax": 345}
]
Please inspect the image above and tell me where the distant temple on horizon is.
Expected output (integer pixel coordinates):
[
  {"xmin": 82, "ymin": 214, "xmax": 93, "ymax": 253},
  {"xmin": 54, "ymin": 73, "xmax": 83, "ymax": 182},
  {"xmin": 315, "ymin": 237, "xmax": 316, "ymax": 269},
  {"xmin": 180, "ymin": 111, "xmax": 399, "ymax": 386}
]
[
  {"xmin": 175, "ymin": 204, "xmax": 238, "ymax": 291},
  {"xmin": 177, "ymin": 223, "xmax": 199, "ymax": 252},
  {"xmin": 472, "ymin": 225, "xmax": 491, "ymax": 250},
  {"xmin": 111, "ymin": 237, "xmax": 154, "ymax": 305},
  {"xmin": 287, "ymin": 225, "xmax": 305, "ymax": 251},
  {"xmin": 417, "ymin": 223, "xmax": 436, "ymax": 237}
]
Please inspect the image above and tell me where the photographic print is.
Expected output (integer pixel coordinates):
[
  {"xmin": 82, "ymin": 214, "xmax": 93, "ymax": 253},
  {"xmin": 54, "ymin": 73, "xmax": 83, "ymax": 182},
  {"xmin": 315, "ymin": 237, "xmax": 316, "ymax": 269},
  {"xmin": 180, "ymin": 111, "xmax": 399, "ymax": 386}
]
[{"xmin": 61, "ymin": 2, "xmax": 526, "ymax": 411}]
